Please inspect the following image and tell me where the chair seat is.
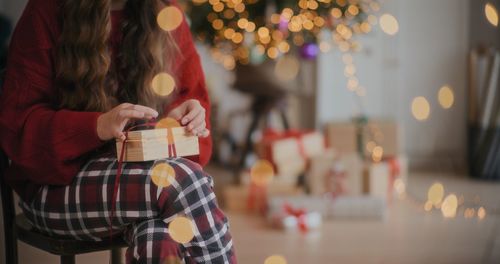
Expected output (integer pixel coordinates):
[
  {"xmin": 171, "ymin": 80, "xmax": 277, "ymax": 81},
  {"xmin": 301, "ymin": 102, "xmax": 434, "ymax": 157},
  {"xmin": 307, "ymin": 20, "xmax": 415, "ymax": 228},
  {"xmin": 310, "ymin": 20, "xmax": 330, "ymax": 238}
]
[{"xmin": 15, "ymin": 214, "xmax": 127, "ymax": 256}]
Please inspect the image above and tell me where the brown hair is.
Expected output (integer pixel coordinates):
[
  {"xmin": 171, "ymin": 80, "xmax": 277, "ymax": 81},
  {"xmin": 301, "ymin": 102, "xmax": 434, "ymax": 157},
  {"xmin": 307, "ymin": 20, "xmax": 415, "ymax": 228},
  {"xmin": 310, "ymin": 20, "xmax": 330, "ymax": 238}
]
[{"xmin": 56, "ymin": 0, "xmax": 178, "ymax": 115}]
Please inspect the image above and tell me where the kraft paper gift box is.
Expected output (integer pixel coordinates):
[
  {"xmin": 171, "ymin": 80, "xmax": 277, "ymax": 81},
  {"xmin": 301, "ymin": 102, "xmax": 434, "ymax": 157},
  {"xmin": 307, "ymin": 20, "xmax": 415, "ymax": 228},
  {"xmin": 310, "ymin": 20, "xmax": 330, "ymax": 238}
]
[
  {"xmin": 223, "ymin": 181, "xmax": 303, "ymax": 214},
  {"xmin": 115, "ymin": 127, "xmax": 199, "ymax": 162},
  {"xmin": 362, "ymin": 120, "xmax": 401, "ymax": 158},
  {"xmin": 306, "ymin": 151, "xmax": 364, "ymax": 196},
  {"xmin": 325, "ymin": 122, "xmax": 357, "ymax": 154}
]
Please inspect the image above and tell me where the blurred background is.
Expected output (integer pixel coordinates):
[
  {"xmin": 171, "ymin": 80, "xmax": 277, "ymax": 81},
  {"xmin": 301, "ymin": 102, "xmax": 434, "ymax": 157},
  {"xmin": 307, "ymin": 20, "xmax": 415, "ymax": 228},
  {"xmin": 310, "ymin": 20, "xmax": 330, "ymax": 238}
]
[{"xmin": 1, "ymin": 0, "xmax": 500, "ymax": 263}]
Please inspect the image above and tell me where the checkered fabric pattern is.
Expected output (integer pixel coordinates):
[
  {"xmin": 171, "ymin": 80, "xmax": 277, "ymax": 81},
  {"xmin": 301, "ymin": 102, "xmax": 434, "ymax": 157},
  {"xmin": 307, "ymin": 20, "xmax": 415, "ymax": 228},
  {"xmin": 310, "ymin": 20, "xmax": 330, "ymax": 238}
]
[{"xmin": 20, "ymin": 154, "xmax": 236, "ymax": 264}]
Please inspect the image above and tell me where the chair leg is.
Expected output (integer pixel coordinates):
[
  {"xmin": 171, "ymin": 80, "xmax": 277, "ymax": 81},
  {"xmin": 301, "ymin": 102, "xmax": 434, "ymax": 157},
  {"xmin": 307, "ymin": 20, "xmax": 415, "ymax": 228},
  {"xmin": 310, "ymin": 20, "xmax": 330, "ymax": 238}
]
[
  {"xmin": 111, "ymin": 248, "xmax": 122, "ymax": 264},
  {"xmin": 60, "ymin": 255, "xmax": 75, "ymax": 264}
]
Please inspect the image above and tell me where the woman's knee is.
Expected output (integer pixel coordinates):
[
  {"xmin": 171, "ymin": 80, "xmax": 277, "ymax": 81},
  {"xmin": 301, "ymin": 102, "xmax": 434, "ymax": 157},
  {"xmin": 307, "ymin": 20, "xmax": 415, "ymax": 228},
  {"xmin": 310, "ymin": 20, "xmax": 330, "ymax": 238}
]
[{"xmin": 126, "ymin": 219, "xmax": 182, "ymax": 262}]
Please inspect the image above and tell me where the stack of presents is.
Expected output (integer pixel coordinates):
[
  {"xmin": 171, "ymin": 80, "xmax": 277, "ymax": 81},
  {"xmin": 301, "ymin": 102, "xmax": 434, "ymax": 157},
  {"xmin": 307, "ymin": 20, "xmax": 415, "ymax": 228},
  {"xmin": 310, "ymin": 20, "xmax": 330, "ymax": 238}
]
[{"xmin": 223, "ymin": 118, "xmax": 408, "ymax": 232}]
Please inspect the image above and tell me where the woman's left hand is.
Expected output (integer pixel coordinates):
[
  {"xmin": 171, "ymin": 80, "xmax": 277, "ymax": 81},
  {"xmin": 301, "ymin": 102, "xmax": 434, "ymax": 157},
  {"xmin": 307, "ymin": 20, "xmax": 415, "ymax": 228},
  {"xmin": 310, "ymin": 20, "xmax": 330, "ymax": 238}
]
[{"xmin": 167, "ymin": 99, "xmax": 210, "ymax": 138}]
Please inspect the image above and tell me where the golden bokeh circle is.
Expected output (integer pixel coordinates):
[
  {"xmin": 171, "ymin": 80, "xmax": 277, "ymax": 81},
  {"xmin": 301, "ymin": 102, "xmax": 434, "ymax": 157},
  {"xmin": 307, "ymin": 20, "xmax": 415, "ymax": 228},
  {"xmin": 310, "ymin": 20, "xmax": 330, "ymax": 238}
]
[
  {"xmin": 155, "ymin": 117, "xmax": 181, "ymax": 129},
  {"xmin": 438, "ymin": 85, "xmax": 454, "ymax": 109},
  {"xmin": 275, "ymin": 55, "xmax": 300, "ymax": 81},
  {"xmin": 169, "ymin": 216, "xmax": 195, "ymax": 244},
  {"xmin": 151, "ymin": 163, "xmax": 176, "ymax": 188},
  {"xmin": 477, "ymin": 206, "xmax": 486, "ymax": 220},
  {"xmin": 427, "ymin": 183, "xmax": 444, "ymax": 206},
  {"xmin": 411, "ymin": 96, "xmax": 430, "ymax": 121},
  {"xmin": 441, "ymin": 194, "xmax": 458, "ymax": 218},
  {"xmin": 485, "ymin": 3, "xmax": 499, "ymax": 27},
  {"xmin": 152, "ymin": 73, "xmax": 176, "ymax": 97},
  {"xmin": 157, "ymin": 6, "xmax": 183, "ymax": 32},
  {"xmin": 379, "ymin": 14, "xmax": 399, "ymax": 35},
  {"xmin": 264, "ymin": 255, "xmax": 287, "ymax": 264},
  {"xmin": 250, "ymin": 159, "xmax": 275, "ymax": 186}
]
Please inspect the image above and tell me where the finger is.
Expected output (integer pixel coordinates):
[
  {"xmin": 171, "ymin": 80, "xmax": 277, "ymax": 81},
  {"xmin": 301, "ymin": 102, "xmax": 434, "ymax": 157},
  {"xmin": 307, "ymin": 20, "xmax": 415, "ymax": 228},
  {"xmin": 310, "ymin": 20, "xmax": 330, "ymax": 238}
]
[
  {"xmin": 167, "ymin": 107, "xmax": 184, "ymax": 121},
  {"xmin": 115, "ymin": 131, "xmax": 126, "ymax": 141},
  {"xmin": 198, "ymin": 129, "xmax": 210, "ymax": 138},
  {"xmin": 125, "ymin": 104, "xmax": 159, "ymax": 118},
  {"xmin": 186, "ymin": 113, "xmax": 205, "ymax": 131},
  {"xmin": 181, "ymin": 107, "xmax": 203, "ymax": 126},
  {"xmin": 191, "ymin": 122, "xmax": 206, "ymax": 135},
  {"xmin": 118, "ymin": 109, "xmax": 146, "ymax": 120}
]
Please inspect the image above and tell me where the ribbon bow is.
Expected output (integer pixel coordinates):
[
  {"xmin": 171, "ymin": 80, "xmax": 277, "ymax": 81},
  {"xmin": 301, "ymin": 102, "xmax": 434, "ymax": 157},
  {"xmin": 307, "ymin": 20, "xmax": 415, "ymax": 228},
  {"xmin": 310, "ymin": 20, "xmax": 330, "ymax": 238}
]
[{"xmin": 283, "ymin": 203, "xmax": 308, "ymax": 233}]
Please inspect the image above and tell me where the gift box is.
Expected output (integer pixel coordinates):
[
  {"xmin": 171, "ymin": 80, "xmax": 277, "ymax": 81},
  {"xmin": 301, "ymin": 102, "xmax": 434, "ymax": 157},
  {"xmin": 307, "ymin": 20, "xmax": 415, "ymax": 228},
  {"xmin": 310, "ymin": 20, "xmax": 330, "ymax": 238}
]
[
  {"xmin": 116, "ymin": 127, "xmax": 199, "ymax": 162},
  {"xmin": 268, "ymin": 195, "xmax": 386, "ymax": 221},
  {"xmin": 325, "ymin": 122, "xmax": 357, "ymax": 154},
  {"xmin": 223, "ymin": 182, "xmax": 303, "ymax": 214},
  {"xmin": 268, "ymin": 196, "xmax": 324, "ymax": 232},
  {"xmin": 257, "ymin": 129, "xmax": 325, "ymax": 180},
  {"xmin": 362, "ymin": 161, "xmax": 391, "ymax": 200},
  {"xmin": 306, "ymin": 151, "xmax": 364, "ymax": 196},
  {"xmin": 362, "ymin": 120, "xmax": 401, "ymax": 158},
  {"xmin": 327, "ymin": 196, "xmax": 387, "ymax": 220}
]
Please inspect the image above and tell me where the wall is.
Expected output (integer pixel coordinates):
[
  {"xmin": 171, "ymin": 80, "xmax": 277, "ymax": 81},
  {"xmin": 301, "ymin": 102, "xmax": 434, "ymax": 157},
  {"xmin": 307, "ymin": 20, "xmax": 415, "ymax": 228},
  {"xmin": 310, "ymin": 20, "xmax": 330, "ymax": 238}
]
[{"xmin": 317, "ymin": 0, "xmax": 470, "ymax": 169}]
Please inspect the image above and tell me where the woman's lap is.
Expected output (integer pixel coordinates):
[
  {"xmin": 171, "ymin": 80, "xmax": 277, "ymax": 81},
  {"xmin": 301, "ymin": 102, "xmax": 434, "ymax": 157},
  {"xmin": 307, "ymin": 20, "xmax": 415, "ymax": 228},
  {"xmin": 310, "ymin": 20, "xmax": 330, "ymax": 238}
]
[{"xmin": 20, "ymin": 155, "xmax": 215, "ymax": 241}]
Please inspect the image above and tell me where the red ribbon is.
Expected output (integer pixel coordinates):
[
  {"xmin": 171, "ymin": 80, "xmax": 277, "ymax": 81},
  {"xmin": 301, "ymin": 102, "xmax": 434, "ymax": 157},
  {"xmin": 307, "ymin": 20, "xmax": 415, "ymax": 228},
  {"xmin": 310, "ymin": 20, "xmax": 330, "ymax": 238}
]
[
  {"xmin": 283, "ymin": 203, "xmax": 308, "ymax": 233},
  {"xmin": 109, "ymin": 121, "xmax": 167, "ymax": 240},
  {"xmin": 246, "ymin": 182, "xmax": 268, "ymax": 214},
  {"xmin": 385, "ymin": 157, "xmax": 400, "ymax": 204}
]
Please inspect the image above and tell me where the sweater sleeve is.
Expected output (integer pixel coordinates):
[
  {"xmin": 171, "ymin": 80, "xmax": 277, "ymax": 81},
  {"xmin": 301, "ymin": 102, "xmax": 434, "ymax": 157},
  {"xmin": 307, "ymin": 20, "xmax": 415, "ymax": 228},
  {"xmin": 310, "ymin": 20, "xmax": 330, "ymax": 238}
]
[
  {"xmin": 0, "ymin": 0, "xmax": 106, "ymax": 186},
  {"xmin": 165, "ymin": 14, "xmax": 213, "ymax": 167}
]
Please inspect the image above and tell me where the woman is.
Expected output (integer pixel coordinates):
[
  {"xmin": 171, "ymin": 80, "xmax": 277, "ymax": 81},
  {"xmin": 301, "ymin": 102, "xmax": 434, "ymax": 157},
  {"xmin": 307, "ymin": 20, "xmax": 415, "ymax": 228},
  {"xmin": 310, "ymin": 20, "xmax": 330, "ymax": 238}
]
[{"xmin": 0, "ymin": 0, "xmax": 236, "ymax": 263}]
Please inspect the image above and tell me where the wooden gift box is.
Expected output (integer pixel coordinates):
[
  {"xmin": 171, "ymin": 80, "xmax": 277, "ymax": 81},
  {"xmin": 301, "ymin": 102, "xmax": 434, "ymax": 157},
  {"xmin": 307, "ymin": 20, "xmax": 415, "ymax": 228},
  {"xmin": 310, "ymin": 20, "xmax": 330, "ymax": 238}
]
[{"xmin": 116, "ymin": 127, "xmax": 199, "ymax": 162}]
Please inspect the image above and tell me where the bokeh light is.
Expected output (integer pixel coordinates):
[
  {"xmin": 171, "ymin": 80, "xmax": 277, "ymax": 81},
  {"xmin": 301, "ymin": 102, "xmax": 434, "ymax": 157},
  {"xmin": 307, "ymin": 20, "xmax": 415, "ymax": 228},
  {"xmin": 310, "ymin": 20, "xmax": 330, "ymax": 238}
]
[
  {"xmin": 169, "ymin": 216, "xmax": 195, "ymax": 244},
  {"xmin": 371, "ymin": 146, "xmax": 383, "ymax": 162},
  {"xmin": 411, "ymin": 96, "xmax": 431, "ymax": 121},
  {"xmin": 275, "ymin": 55, "xmax": 300, "ymax": 81},
  {"xmin": 155, "ymin": 117, "xmax": 181, "ymax": 129},
  {"xmin": 424, "ymin": 201, "xmax": 433, "ymax": 212},
  {"xmin": 394, "ymin": 178, "xmax": 406, "ymax": 195},
  {"xmin": 427, "ymin": 183, "xmax": 444, "ymax": 207},
  {"xmin": 477, "ymin": 206, "xmax": 486, "ymax": 220},
  {"xmin": 264, "ymin": 255, "xmax": 287, "ymax": 264},
  {"xmin": 441, "ymin": 194, "xmax": 458, "ymax": 218},
  {"xmin": 379, "ymin": 14, "xmax": 399, "ymax": 35},
  {"xmin": 151, "ymin": 73, "xmax": 176, "ymax": 97},
  {"xmin": 485, "ymin": 3, "xmax": 499, "ymax": 27},
  {"xmin": 438, "ymin": 85, "xmax": 454, "ymax": 109},
  {"xmin": 250, "ymin": 159, "xmax": 275, "ymax": 186},
  {"xmin": 157, "ymin": 6, "xmax": 183, "ymax": 32},
  {"xmin": 151, "ymin": 163, "xmax": 176, "ymax": 188}
]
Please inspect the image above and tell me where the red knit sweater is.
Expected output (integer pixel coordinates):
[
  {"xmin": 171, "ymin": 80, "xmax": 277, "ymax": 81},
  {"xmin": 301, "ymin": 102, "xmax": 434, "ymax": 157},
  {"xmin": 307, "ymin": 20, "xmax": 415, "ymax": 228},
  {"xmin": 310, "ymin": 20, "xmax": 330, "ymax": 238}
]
[{"xmin": 0, "ymin": 0, "xmax": 212, "ymax": 202}]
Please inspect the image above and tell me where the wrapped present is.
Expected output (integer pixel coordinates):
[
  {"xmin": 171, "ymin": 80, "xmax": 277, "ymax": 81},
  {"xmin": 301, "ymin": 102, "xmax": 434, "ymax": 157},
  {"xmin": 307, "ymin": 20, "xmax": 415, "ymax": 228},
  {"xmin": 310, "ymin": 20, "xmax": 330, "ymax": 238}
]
[
  {"xmin": 116, "ymin": 127, "xmax": 199, "ymax": 162},
  {"xmin": 258, "ymin": 129, "xmax": 325, "ymax": 180},
  {"xmin": 362, "ymin": 156, "xmax": 408, "ymax": 204},
  {"xmin": 268, "ymin": 205, "xmax": 322, "ymax": 232},
  {"xmin": 306, "ymin": 151, "xmax": 364, "ymax": 196},
  {"xmin": 223, "ymin": 181, "xmax": 303, "ymax": 214},
  {"xmin": 362, "ymin": 161, "xmax": 391, "ymax": 200},
  {"xmin": 325, "ymin": 122, "xmax": 357, "ymax": 154},
  {"xmin": 269, "ymin": 195, "xmax": 386, "ymax": 222},
  {"xmin": 327, "ymin": 196, "xmax": 387, "ymax": 220},
  {"xmin": 362, "ymin": 120, "xmax": 401, "ymax": 158},
  {"xmin": 268, "ymin": 197, "xmax": 324, "ymax": 232}
]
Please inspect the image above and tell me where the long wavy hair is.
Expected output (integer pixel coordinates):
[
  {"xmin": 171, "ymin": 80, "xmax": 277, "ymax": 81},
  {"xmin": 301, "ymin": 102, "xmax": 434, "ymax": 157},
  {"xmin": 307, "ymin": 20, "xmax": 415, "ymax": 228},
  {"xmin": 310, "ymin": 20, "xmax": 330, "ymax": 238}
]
[{"xmin": 56, "ymin": 0, "xmax": 178, "ymax": 115}]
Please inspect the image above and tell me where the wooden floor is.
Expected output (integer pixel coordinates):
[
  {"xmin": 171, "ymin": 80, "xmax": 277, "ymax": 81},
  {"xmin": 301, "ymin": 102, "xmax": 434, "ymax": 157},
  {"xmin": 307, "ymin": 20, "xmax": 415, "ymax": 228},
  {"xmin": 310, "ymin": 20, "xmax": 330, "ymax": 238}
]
[{"xmin": 6, "ymin": 168, "xmax": 500, "ymax": 264}]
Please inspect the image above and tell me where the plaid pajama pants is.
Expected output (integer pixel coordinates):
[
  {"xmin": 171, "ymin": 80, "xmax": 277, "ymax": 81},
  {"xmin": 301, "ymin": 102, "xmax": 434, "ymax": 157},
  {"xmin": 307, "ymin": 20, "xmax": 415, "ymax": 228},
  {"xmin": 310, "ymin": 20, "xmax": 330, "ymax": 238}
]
[{"xmin": 19, "ymin": 154, "xmax": 236, "ymax": 264}]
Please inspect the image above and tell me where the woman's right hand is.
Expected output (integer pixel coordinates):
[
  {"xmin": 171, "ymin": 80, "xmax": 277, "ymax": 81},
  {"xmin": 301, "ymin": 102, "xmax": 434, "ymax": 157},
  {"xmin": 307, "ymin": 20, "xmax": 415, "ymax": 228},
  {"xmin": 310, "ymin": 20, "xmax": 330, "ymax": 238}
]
[{"xmin": 96, "ymin": 103, "xmax": 159, "ymax": 141}]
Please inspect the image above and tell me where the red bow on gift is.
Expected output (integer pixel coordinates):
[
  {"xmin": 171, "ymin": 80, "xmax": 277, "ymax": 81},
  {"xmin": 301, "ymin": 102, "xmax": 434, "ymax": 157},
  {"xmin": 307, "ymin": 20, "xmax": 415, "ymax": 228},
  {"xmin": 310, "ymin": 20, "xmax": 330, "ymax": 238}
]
[{"xmin": 283, "ymin": 203, "xmax": 309, "ymax": 233}]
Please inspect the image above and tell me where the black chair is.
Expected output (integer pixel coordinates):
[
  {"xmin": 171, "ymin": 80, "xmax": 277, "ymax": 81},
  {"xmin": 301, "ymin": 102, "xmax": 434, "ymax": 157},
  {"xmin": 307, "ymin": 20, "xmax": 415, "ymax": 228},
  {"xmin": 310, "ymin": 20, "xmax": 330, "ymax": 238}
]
[{"xmin": 0, "ymin": 148, "xmax": 127, "ymax": 264}]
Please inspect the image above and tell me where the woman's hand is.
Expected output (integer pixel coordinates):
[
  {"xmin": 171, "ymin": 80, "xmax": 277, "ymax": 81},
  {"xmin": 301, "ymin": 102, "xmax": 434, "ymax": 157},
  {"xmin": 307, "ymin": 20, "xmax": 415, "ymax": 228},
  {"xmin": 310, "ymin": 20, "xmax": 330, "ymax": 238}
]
[
  {"xmin": 97, "ymin": 103, "xmax": 159, "ymax": 141},
  {"xmin": 167, "ymin": 99, "xmax": 210, "ymax": 138}
]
